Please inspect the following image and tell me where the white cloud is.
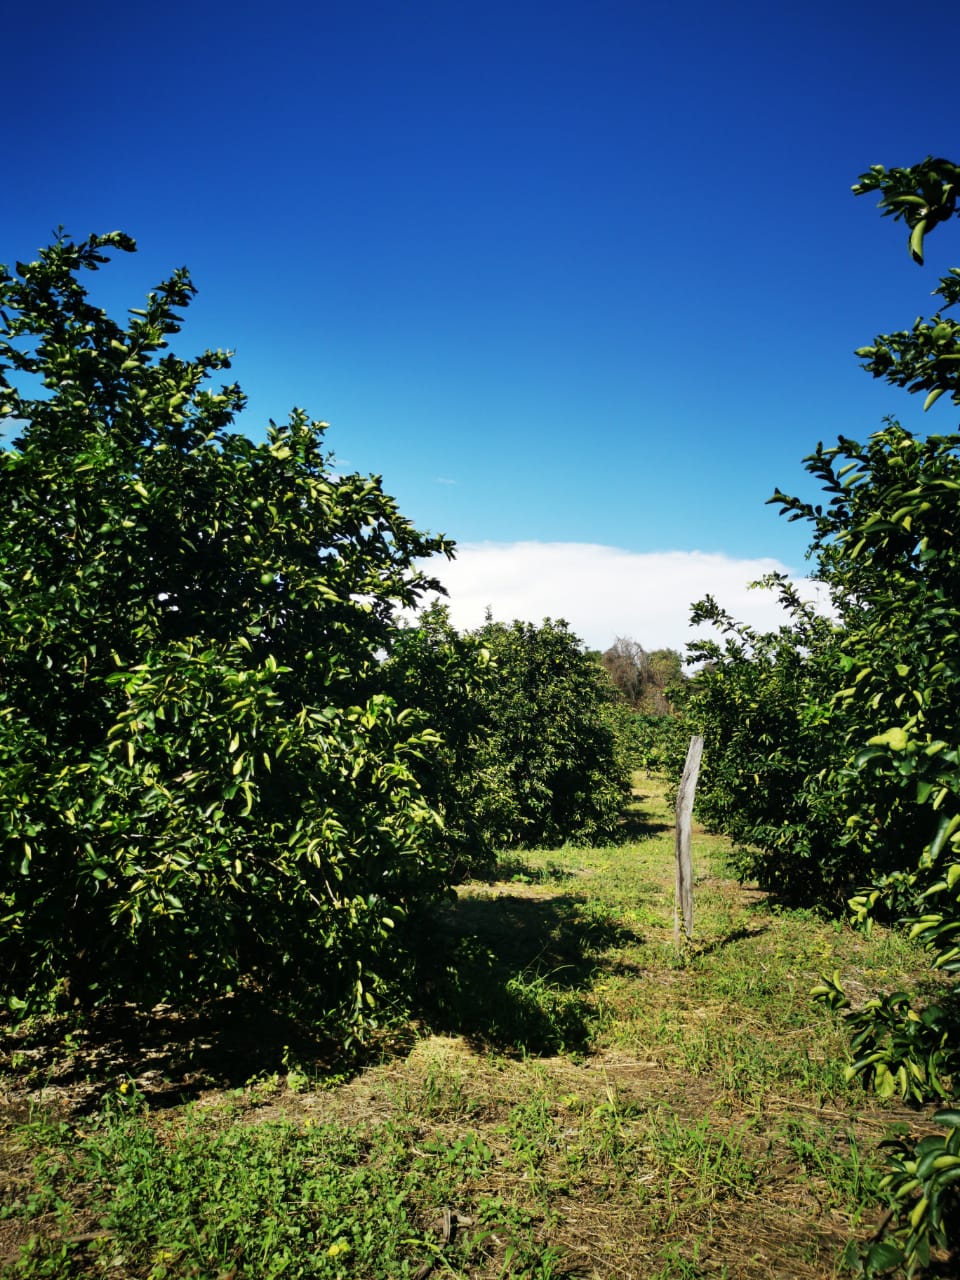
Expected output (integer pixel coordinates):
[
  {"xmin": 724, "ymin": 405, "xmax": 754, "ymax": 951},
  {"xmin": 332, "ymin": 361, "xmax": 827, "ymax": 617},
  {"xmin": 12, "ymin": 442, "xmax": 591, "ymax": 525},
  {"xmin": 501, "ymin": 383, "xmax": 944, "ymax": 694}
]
[{"xmin": 420, "ymin": 541, "xmax": 830, "ymax": 656}]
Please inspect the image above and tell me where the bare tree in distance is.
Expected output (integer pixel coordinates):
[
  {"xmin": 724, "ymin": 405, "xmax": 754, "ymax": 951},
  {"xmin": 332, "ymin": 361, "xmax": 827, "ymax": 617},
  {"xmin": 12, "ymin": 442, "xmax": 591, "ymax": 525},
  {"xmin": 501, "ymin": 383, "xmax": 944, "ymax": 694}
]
[
  {"xmin": 601, "ymin": 638, "xmax": 684, "ymax": 714},
  {"xmin": 601, "ymin": 637, "xmax": 649, "ymax": 706}
]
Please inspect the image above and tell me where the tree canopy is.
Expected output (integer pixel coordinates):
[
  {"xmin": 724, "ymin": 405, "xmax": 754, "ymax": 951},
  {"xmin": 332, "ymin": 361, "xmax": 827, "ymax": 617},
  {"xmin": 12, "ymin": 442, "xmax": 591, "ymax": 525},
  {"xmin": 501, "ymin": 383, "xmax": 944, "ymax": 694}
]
[
  {"xmin": 678, "ymin": 158, "xmax": 960, "ymax": 1273},
  {"xmin": 387, "ymin": 607, "xmax": 632, "ymax": 863},
  {"xmin": 0, "ymin": 232, "xmax": 453, "ymax": 1035}
]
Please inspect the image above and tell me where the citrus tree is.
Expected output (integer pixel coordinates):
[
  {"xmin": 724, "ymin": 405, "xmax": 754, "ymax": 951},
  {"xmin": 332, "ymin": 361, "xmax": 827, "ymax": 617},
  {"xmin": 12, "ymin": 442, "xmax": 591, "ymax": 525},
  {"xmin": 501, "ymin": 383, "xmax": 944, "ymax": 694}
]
[
  {"xmin": 689, "ymin": 159, "xmax": 960, "ymax": 1273},
  {"xmin": 469, "ymin": 617, "xmax": 632, "ymax": 849},
  {"xmin": 0, "ymin": 231, "xmax": 454, "ymax": 1038},
  {"xmin": 794, "ymin": 419, "xmax": 960, "ymax": 1274},
  {"xmin": 383, "ymin": 603, "xmax": 497, "ymax": 876},
  {"xmin": 386, "ymin": 608, "xmax": 632, "ymax": 861},
  {"xmin": 791, "ymin": 160, "xmax": 960, "ymax": 1274},
  {"xmin": 679, "ymin": 577, "xmax": 849, "ymax": 903}
]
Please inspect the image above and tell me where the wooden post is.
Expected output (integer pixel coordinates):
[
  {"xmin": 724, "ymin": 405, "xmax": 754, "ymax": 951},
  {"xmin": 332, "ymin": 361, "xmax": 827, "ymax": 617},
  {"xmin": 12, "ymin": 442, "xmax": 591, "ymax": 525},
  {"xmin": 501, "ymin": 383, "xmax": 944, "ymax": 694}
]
[{"xmin": 674, "ymin": 735, "xmax": 704, "ymax": 946}]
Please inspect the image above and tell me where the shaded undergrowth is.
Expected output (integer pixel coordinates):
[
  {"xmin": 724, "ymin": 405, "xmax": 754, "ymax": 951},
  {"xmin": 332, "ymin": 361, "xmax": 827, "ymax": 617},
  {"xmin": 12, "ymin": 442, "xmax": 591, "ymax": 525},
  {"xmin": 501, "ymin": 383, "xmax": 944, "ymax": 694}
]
[{"xmin": 414, "ymin": 891, "xmax": 643, "ymax": 1055}]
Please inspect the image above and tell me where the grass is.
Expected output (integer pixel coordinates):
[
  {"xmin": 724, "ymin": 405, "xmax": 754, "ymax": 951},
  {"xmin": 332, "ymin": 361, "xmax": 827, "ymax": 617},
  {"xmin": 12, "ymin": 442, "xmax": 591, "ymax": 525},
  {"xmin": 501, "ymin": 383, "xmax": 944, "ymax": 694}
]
[{"xmin": 0, "ymin": 776, "xmax": 947, "ymax": 1278}]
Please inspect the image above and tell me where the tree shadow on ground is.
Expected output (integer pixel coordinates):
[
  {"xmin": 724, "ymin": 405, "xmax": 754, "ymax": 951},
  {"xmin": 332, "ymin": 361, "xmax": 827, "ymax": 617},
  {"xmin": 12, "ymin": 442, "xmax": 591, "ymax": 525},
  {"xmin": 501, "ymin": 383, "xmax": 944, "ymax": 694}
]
[
  {"xmin": 618, "ymin": 787, "xmax": 672, "ymax": 843},
  {"xmin": 485, "ymin": 853, "xmax": 577, "ymax": 885},
  {"xmin": 694, "ymin": 925, "xmax": 770, "ymax": 955},
  {"xmin": 0, "ymin": 993, "xmax": 369, "ymax": 1115},
  {"xmin": 412, "ymin": 890, "xmax": 643, "ymax": 1057},
  {"xmin": 0, "ymin": 890, "xmax": 644, "ymax": 1112}
]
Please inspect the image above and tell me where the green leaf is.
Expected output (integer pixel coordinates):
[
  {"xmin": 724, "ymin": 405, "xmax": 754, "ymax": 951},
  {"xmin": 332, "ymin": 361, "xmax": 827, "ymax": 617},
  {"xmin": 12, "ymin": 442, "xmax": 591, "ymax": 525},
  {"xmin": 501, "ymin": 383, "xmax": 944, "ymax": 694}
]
[
  {"xmin": 910, "ymin": 217, "xmax": 928, "ymax": 263},
  {"xmin": 864, "ymin": 1240, "xmax": 903, "ymax": 1271},
  {"xmin": 867, "ymin": 726, "xmax": 909, "ymax": 751}
]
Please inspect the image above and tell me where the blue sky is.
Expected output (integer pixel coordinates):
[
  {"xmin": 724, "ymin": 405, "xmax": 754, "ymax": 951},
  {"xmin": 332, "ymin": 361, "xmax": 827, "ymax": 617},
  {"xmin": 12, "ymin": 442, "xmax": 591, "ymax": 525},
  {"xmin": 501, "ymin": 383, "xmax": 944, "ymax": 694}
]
[{"xmin": 5, "ymin": 0, "xmax": 960, "ymax": 649}]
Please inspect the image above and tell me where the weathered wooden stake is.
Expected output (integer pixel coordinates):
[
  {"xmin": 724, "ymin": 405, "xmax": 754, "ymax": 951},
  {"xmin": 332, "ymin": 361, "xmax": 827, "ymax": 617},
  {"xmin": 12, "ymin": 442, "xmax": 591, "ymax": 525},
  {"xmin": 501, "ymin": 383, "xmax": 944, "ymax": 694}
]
[{"xmin": 674, "ymin": 734, "xmax": 704, "ymax": 946}]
